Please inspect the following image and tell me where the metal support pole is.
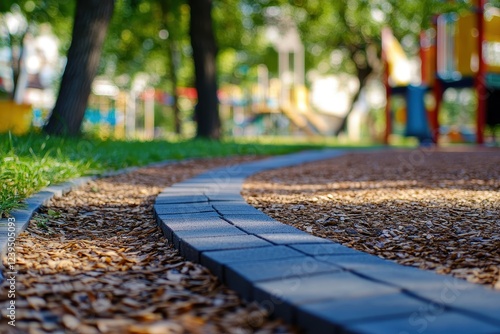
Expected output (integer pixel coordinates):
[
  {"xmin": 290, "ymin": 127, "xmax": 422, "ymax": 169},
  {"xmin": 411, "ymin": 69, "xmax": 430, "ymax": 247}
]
[
  {"xmin": 476, "ymin": 0, "xmax": 486, "ymax": 145},
  {"xmin": 279, "ymin": 50, "xmax": 290, "ymax": 107},
  {"xmin": 294, "ymin": 45, "xmax": 305, "ymax": 86}
]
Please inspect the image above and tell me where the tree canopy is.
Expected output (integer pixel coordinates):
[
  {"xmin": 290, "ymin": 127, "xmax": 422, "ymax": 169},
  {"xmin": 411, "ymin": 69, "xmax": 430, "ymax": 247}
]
[{"xmin": 2, "ymin": 0, "xmax": 495, "ymax": 137}]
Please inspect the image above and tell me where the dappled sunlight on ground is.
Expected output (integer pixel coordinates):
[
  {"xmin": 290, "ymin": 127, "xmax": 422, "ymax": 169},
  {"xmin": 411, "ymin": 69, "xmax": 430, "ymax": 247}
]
[
  {"xmin": 243, "ymin": 149, "xmax": 500, "ymax": 289},
  {"xmin": 1, "ymin": 157, "xmax": 296, "ymax": 333}
]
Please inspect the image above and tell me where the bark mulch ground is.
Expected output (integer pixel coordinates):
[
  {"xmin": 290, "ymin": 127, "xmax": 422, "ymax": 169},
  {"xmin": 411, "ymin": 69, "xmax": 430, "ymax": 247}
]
[
  {"xmin": 242, "ymin": 148, "xmax": 500, "ymax": 290},
  {"xmin": 1, "ymin": 157, "xmax": 298, "ymax": 334}
]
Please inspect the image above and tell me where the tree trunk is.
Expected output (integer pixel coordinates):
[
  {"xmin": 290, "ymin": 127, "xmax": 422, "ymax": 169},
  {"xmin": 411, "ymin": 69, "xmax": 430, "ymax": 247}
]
[
  {"xmin": 44, "ymin": 0, "xmax": 114, "ymax": 136},
  {"xmin": 335, "ymin": 46, "xmax": 380, "ymax": 136},
  {"xmin": 160, "ymin": 0, "xmax": 182, "ymax": 135},
  {"xmin": 188, "ymin": 0, "xmax": 220, "ymax": 139},
  {"xmin": 334, "ymin": 67, "xmax": 372, "ymax": 136},
  {"xmin": 3, "ymin": 20, "xmax": 28, "ymax": 100}
]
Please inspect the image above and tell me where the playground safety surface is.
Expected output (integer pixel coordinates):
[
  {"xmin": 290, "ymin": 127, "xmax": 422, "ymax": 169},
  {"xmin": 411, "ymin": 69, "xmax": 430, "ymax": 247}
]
[
  {"xmin": 2, "ymin": 148, "xmax": 500, "ymax": 334},
  {"xmin": 243, "ymin": 148, "xmax": 500, "ymax": 290}
]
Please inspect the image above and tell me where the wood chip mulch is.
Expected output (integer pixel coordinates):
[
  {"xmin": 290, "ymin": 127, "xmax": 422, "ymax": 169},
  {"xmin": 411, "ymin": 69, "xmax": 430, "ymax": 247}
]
[
  {"xmin": 242, "ymin": 149, "xmax": 500, "ymax": 290},
  {"xmin": 1, "ymin": 157, "xmax": 298, "ymax": 334}
]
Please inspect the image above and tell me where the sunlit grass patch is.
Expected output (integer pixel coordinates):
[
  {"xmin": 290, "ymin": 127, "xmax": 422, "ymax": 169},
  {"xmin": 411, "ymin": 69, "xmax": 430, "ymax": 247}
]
[{"xmin": 0, "ymin": 132, "xmax": 385, "ymax": 216}]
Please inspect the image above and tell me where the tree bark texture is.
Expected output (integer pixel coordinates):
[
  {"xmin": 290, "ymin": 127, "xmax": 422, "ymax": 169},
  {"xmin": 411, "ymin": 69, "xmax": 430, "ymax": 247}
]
[
  {"xmin": 160, "ymin": 0, "xmax": 182, "ymax": 135},
  {"xmin": 188, "ymin": 0, "xmax": 220, "ymax": 139},
  {"xmin": 44, "ymin": 0, "xmax": 114, "ymax": 136}
]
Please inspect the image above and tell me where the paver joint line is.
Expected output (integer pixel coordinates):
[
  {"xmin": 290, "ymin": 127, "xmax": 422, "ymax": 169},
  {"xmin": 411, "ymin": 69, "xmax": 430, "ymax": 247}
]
[{"xmin": 154, "ymin": 149, "xmax": 500, "ymax": 334}]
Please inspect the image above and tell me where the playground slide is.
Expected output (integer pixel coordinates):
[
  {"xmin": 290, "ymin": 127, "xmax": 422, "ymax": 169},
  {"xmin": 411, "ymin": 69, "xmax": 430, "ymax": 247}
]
[
  {"xmin": 250, "ymin": 100, "xmax": 335, "ymax": 136},
  {"xmin": 302, "ymin": 110, "xmax": 331, "ymax": 134},
  {"xmin": 280, "ymin": 105, "xmax": 327, "ymax": 136}
]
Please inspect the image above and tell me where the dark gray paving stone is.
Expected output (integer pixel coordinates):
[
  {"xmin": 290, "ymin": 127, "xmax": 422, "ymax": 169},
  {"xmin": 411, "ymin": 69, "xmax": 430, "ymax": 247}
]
[
  {"xmin": 5, "ymin": 209, "xmax": 32, "ymax": 223},
  {"xmin": 290, "ymin": 243, "xmax": 364, "ymax": 257},
  {"xmin": 240, "ymin": 222, "xmax": 303, "ymax": 235},
  {"xmin": 158, "ymin": 187, "xmax": 204, "ymax": 195},
  {"xmin": 164, "ymin": 216, "xmax": 234, "ymax": 231},
  {"xmin": 168, "ymin": 182, "xmax": 213, "ymax": 195},
  {"xmin": 156, "ymin": 192, "xmax": 205, "ymax": 199},
  {"xmin": 157, "ymin": 218, "xmax": 174, "ymax": 241},
  {"xmin": 253, "ymin": 271, "xmax": 399, "ymax": 323},
  {"xmin": 169, "ymin": 184, "xmax": 213, "ymax": 190},
  {"xmin": 212, "ymin": 203, "xmax": 262, "ymax": 215},
  {"xmin": 155, "ymin": 204, "xmax": 215, "ymax": 215},
  {"xmin": 25, "ymin": 201, "xmax": 42, "ymax": 212},
  {"xmin": 157, "ymin": 211, "xmax": 220, "ymax": 221},
  {"xmin": 258, "ymin": 233, "xmax": 331, "ymax": 245},
  {"xmin": 223, "ymin": 215, "xmax": 303, "ymax": 234},
  {"xmin": 155, "ymin": 201, "xmax": 214, "ymax": 214},
  {"xmin": 157, "ymin": 216, "xmax": 225, "ymax": 240},
  {"xmin": 0, "ymin": 231, "xmax": 12, "ymax": 239},
  {"xmin": 159, "ymin": 212, "xmax": 221, "ymax": 221},
  {"xmin": 297, "ymin": 292, "xmax": 429, "ymax": 334},
  {"xmin": 319, "ymin": 254, "xmax": 403, "ymax": 272},
  {"xmin": 202, "ymin": 168, "xmax": 247, "ymax": 180},
  {"xmin": 320, "ymin": 254, "xmax": 500, "ymax": 326},
  {"xmin": 25, "ymin": 191, "xmax": 54, "ymax": 206},
  {"xmin": 328, "ymin": 256, "xmax": 478, "ymax": 292},
  {"xmin": 225, "ymin": 257, "xmax": 341, "ymax": 301},
  {"xmin": 205, "ymin": 193, "xmax": 245, "ymax": 202},
  {"xmin": 367, "ymin": 267, "xmax": 478, "ymax": 292},
  {"xmin": 172, "ymin": 175, "xmax": 217, "ymax": 182},
  {"xmin": 343, "ymin": 311, "xmax": 500, "ymax": 334},
  {"xmin": 180, "ymin": 234, "xmax": 272, "ymax": 262},
  {"xmin": 173, "ymin": 226, "xmax": 246, "ymax": 248},
  {"xmin": 223, "ymin": 214, "xmax": 275, "ymax": 222},
  {"xmin": 155, "ymin": 202, "xmax": 211, "ymax": 208},
  {"xmin": 413, "ymin": 285, "xmax": 500, "ymax": 327},
  {"xmin": 201, "ymin": 245, "xmax": 305, "ymax": 279},
  {"xmin": 155, "ymin": 194, "xmax": 208, "ymax": 204}
]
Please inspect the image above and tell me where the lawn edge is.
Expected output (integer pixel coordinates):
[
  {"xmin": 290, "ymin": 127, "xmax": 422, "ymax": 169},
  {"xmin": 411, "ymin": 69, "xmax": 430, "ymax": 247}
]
[{"xmin": 0, "ymin": 159, "xmax": 180, "ymax": 279}]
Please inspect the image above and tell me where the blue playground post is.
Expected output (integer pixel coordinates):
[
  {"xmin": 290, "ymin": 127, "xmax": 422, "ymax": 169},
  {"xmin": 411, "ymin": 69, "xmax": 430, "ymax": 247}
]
[{"xmin": 405, "ymin": 85, "xmax": 433, "ymax": 143}]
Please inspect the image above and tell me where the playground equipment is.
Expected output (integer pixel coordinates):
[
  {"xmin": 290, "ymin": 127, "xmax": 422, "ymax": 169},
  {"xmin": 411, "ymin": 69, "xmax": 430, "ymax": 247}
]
[
  {"xmin": 383, "ymin": 0, "xmax": 500, "ymax": 144},
  {"xmin": 0, "ymin": 101, "xmax": 32, "ymax": 135},
  {"xmin": 234, "ymin": 15, "xmax": 338, "ymax": 137}
]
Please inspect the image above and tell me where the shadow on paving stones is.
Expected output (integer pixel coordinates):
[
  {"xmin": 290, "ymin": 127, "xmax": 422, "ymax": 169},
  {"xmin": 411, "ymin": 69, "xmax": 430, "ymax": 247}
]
[
  {"xmin": 242, "ymin": 149, "xmax": 500, "ymax": 290},
  {"xmin": 0, "ymin": 157, "xmax": 300, "ymax": 334}
]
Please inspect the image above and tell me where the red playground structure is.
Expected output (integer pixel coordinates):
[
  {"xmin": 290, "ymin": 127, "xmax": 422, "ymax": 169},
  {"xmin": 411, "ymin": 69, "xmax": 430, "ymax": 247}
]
[{"xmin": 382, "ymin": 0, "xmax": 500, "ymax": 145}]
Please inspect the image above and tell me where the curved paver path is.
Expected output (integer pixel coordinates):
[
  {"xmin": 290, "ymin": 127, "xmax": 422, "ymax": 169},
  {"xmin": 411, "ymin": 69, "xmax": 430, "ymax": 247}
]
[{"xmin": 153, "ymin": 150, "xmax": 500, "ymax": 334}]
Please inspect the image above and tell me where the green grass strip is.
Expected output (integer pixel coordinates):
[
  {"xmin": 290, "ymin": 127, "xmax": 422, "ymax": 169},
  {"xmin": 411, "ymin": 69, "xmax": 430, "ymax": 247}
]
[{"xmin": 0, "ymin": 132, "xmax": 386, "ymax": 217}]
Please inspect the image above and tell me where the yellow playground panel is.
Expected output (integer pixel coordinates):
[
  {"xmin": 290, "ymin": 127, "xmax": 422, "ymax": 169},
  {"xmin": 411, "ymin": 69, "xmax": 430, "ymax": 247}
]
[
  {"xmin": 0, "ymin": 101, "xmax": 33, "ymax": 135},
  {"xmin": 382, "ymin": 27, "xmax": 412, "ymax": 87},
  {"xmin": 455, "ymin": 7, "xmax": 500, "ymax": 76}
]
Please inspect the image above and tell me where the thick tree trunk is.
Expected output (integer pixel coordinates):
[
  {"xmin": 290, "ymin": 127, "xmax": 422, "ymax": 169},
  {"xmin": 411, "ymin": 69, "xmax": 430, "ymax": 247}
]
[
  {"xmin": 160, "ymin": 0, "xmax": 182, "ymax": 135},
  {"xmin": 44, "ymin": 0, "xmax": 114, "ymax": 136},
  {"xmin": 188, "ymin": 0, "xmax": 220, "ymax": 139}
]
